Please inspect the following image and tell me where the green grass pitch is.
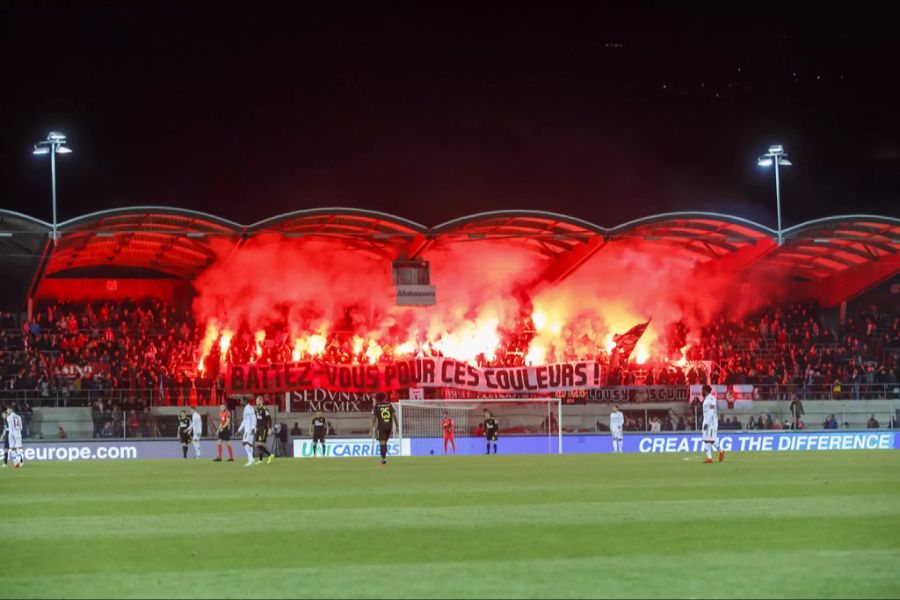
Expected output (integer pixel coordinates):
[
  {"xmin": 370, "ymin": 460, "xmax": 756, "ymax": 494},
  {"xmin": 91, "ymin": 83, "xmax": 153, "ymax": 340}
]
[{"xmin": 2, "ymin": 451, "xmax": 899, "ymax": 599}]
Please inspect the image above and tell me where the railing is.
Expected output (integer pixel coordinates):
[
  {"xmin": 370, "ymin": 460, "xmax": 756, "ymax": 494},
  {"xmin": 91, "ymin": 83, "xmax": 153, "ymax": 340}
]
[
  {"xmin": 0, "ymin": 387, "xmax": 226, "ymax": 408},
  {"xmin": 573, "ymin": 403, "xmax": 899, "ymax": 436},
  {"xmin": 811, "ymin": 342, "xmax": 840, "ymax": 354},
  {"xmin": 557, "ymin": 383, "xmax": 900, "ymax": 402},
  {"xmin": 2, "ymin": 380, "xmax": 899, "ymax": 410},
  {"xmin": 12, "ymin": 405, "xmax": 280, "ymax": 442},
  {"xmin": 4, "ymin": 411, "xmax": 197, "ymax": 441},
  {"xmin": 884, "ymin": 347, "xmax": 900, "ymax": 365},
  {"xmin": 682, "ymin": 403, "xmax": 899, "ymax": 432},
  {"xmin": 5, "ymin": 396, "xmax": 896, "ymax": 443},
  {"xmin": 752, "ymin": 383, "xmax": 900, "ymax": 401}
]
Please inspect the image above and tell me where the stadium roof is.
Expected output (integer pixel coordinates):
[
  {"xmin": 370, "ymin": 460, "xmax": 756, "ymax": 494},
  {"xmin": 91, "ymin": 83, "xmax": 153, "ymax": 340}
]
[
  {"xmin": 0, "ymin": 210, "xmax": 53, "ymax": 311},
  {"xmin": 50, "ymin": 207, "xmax": 240, "ymax": 280},
  {"xmin": 773, "ymin": 215, "xmax": 900, "ymax": 280},
  {"xmin": 0, "ymin": 207, "xmax": 896, "ymax": 309},
  {"xmin": 249, "ymin": 208, "xmax": 427, "ymax": 259}
]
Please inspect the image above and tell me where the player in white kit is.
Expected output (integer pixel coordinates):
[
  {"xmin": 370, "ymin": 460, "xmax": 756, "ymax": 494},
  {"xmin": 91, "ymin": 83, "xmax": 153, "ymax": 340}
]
[
  {"xmin": 190, "ymin": 407, "xmax": 203, "ymax": 458},
  {"xmin": 609, "ymin": 405, "xmax": 624, "ymax": 453},
  {"xmin": 701, "ymin": 385, "xmax": 725, "ymax": 463},
  {"xmin": 236, "ymin": 398, "xmax": 257, "ymax": 467},
  {"xmin": 6, "ymin": 406, "xmax": 23, "ymax": 469}
]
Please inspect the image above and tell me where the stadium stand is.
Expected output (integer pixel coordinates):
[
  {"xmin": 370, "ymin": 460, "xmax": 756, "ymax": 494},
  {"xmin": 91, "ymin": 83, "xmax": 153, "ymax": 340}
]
[
  {"xmin": 0, "ymin": 208, "xmax": 897, "ymax": 438},
  {"xmin": 2, "ymin": 298, "xmax": 897, "ymax": 406}
]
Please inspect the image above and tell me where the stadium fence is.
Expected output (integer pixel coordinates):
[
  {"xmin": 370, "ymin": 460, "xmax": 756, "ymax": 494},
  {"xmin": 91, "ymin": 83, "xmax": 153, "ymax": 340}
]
[
  {"xmin": 1, "ymin": 383, "xmax": 898, "ymax": 409},
  {"xmin": 10, "ymin": 401, "xmax": 899, "ymax": 443}
]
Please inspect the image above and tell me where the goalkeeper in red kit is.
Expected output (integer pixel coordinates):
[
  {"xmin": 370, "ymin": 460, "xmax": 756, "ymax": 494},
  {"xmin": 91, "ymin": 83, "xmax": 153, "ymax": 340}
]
[{"xmin": 441, "ymin": 411, "xmax": 456, "ymax": 455}]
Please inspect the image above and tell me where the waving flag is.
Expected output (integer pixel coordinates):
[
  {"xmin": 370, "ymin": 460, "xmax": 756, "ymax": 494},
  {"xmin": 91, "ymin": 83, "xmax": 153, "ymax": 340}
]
[{"xmin": 612, "ymin": 320, "xmax": 651, "ymax": 362}]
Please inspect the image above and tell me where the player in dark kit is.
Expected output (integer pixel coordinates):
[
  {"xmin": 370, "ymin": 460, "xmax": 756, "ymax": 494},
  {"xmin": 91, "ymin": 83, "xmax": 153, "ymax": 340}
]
[
  {"xmin": 311, "ymin": 410, "xmax": 327, "ymax": 457},
  {"xmin": 177, "ymin": 411, "xmax": 191, "ymax": 459},
  {"xmin": 483, "ymin": 410, "xmax": 499, "ymax": 455},
  {"xmin": 371, "ymin": 393, "xmax": 396, "ymax": 466},
  {"xmin": 254, "ymin": 396, "xmax": 273, "ymax": 464},
  {"xmin": 1, "ymin": 407, "xmax": 8, "ymax": 468}
]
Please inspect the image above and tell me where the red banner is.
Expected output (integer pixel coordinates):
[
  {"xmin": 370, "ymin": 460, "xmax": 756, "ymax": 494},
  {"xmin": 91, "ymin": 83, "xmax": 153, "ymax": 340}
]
[
  {"xmin": 226, "ymin": 358, "xmax": 600, "ymax": 395},
  {"xmin": 690, "ymin": 384, "xmax": 755, "ymax": 409}
]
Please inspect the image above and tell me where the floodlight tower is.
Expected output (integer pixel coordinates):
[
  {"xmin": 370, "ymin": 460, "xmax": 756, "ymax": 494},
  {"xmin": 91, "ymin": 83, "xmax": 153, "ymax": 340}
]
[
  {"xmin": 757, "ymin": 144, "xmax": 791, "ymax": 246},
  {"xmin": 33, "ymin": 132, "xmax": 73, "ymax": 243}
]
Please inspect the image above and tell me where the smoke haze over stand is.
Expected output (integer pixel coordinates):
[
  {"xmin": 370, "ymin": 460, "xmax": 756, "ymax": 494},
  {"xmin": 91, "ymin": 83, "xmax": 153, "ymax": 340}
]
[
  {"xmin": 190, "ymin": 235, "xmax": 803, "ymax": 371},
  {"xmin": 191, "ymin": 238, "xmax": 543, "ymax": 368}
]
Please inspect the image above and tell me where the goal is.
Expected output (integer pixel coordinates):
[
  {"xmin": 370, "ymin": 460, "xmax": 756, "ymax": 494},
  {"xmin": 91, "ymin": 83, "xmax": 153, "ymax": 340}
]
[{"xmin": 398, "ymin": 398, "xmax": 563, "ymax": 456}]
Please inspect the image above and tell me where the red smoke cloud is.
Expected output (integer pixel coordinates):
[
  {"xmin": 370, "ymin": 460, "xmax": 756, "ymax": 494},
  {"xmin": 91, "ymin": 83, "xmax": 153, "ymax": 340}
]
[
  {"xmin": 191, "ymin": 235, "xmax": 791, "ymax": 372},
  {"xmin": 192, "ymin": 236, "xmax": 541, "ymax": 371}
]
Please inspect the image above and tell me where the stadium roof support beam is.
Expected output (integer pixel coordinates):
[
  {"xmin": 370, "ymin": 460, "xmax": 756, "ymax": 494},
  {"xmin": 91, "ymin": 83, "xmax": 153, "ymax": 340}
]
[
  {"xmin": 690, "ymin": 236, "xmax": 778, "ymax": 280},
  {"xmin": 26, "ymin": 236, "xmax": 55, "ymax": 316},
  {"xmin": 521, "ymin": 234, "xmax": 607, "ymax": 295},
  {"xmin": 776, "ymin": 247, "xmax": 859, "ymax": 269},
  {"xmin": 395, "ymin": 233, "xmax": 434, "ymax": 261},
  {"xmin": 790, "ymin": 254, "xmax": 900, "ymax": 307}
]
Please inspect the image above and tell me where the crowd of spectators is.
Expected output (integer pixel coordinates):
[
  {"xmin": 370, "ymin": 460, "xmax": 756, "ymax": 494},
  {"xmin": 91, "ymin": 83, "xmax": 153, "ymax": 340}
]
[
  {"xmin": 89, "ymin": 397, "xmax": 165, "ymax": 438},
  {"xmin": 2, "ymin": 300, "xmax": 212, "ymax": 407},
  {"xmin": 200, "ymin": 302, "xmax": 900, "ymax": 397},
  {"xmin": 1, "ymin": 298, "xmax": 898, "ymax": 409},
  {"xmin": 678, "ymin": 303, "xmax": 900, "ymax": 397},
  {"xmin": 595, "ymin": 303, "xmax": 900, "ymax": 399},
  {"xmin": 214, "ymin": 314, "xmax": 540, "ymax": 369}
]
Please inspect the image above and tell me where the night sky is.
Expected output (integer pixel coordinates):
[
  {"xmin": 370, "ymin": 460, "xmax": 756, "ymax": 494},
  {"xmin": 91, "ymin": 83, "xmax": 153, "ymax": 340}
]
[{"xmin": 2, "ymin": 2, "xmax": 898, "ymax": 229}]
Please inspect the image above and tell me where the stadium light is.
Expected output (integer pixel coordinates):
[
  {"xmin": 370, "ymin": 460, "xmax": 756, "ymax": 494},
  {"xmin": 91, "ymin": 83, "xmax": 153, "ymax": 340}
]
[
  {"xmin": 33, "ymin": 131, "xmax": 73, "ymax": 243},
  {"xmin": 757, "ymin": 144, "xmax": 791, "ymax": 245}
]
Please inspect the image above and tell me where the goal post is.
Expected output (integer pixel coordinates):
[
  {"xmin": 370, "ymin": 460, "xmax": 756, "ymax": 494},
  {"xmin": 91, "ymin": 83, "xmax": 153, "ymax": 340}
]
[{"xmin": 398, "ymin": 398, "xmax": 563, "ymax": 456}]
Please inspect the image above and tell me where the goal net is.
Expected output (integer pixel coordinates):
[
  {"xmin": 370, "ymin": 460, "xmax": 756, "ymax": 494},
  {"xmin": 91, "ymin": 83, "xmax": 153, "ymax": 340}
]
[{"xmin": 398, "ymin": 398, "xmax": 563, "ymax": 456}]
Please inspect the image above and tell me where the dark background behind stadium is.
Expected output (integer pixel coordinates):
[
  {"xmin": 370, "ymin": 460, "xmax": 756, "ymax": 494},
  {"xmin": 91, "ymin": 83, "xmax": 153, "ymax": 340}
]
[{"xmin": 1, "ymin": 2, "xmax": 898, "ymax": 228}]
